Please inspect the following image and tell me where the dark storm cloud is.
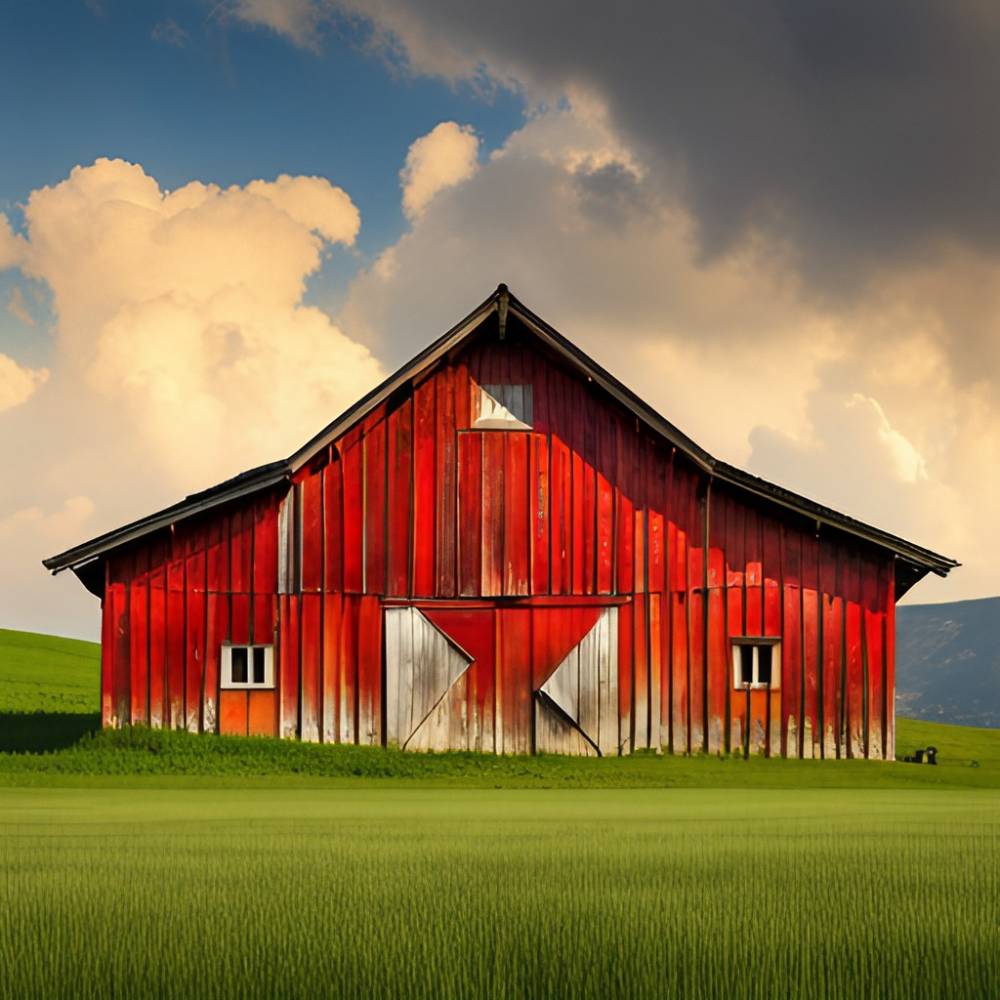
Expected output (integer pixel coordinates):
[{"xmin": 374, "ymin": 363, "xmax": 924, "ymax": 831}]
[{"xmin": 343, "ymin": 0, "xmax": 1000, "ymax": 293}]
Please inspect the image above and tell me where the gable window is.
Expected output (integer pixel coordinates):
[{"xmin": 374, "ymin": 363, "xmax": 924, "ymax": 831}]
[
  {"xmin": 732, "ymin": 639, "xmax": 780, "ymax": 690},
  {"xmin": 473, "ymin": 383, "xmax": 533, "ymax": 429},
  {"xmin": 221, "ymin": 644, "xmax": 274, "ymax": 690}
]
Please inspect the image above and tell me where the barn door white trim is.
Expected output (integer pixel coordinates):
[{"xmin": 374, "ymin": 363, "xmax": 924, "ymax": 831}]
[
  {"xmin": 537, "ymin": 607, "xmax": 619, "ymax": 756},
  {"xmin": 384, "ymin": 607, "xmax": 474, "ymax": 749}
]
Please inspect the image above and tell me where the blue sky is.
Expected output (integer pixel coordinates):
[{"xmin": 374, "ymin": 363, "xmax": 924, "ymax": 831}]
[
  {"xmin": 2, "ymin": 2, "xmax": 996, "ymax": 636},
  {"xmin": 1, "ymin": 0, "xmax": 523, "ymax": 299}
]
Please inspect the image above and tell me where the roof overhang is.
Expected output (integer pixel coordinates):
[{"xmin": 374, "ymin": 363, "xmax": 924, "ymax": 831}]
[{"xmin": 44, "ymin": 284, "xmax": 959, "ymax": 590}]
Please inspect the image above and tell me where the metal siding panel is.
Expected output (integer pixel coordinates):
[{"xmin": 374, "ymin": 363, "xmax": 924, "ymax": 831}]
[
  {"xmin": 436, "ymin": 368, "xmax": 457, "ymax": 597},
  {"xmin": 649, "ymin": 595, "xmax": 663, "ymax": 751},
  {"xmin": 865, "ymin": 604, "xmax": 884, "ymax": 760},
  {"xmin": 110, "ymin": 578, "xmax": 129, "ymax": 726},
  {"xmin": 357, "ymin": 595, "xmax": 382, "ymax": 745},
  {"xmin": 300, "ymin": 593, "xmax": 321, "ymax": 742},
  {"xmin": 148, "ymin": 567, "xmax": 166, "ymax": 729},
  {"xmin": 128, "ymin": 571, "xmax": 148, "ymax": 726},
  {"xmin": 253, "ymin": 500, "xmax": 278, "ymax": 596},
  {"xmin": 203, "ymin": 592, "xmax": 225, "ymax": 732},
  {"xmin": 341, "ymin": 438, "xmax": 364, "ymax": 594},
  {"xmin": 322, "ymin": 593, "xmax": 341, "ymax": 742},
  {"xmin": 530, "ymin": 434, "xmax": 550, "ymax": 595},
  {"xmin": 504, "ymin": 432, "xmax": 530, "ymax": 595},
  {"xmin": 571, "ymin": 449, "xmax": 586, "ymax": 594},
  {"xmin": 230, "ymin": 507, "xmax": 252, "ymax": 594},
  {"xmin": 300, "ymin": 470, "xmax": 323, "ymax": 593},
  {"xmin": 822, "ymin": 593, "xmax": 844, "ymax": 758},
  {"xmin": 499, "ymin": 608, "xmax": 532, "ymax": 754},
  {"xmin": 412, "ymin": 377, "xmax": 437, "ymax": 597},
  {"xmin": 166, "ymin": 557, "xmax": 185, "ymax": 729},
  {"xmin": 218, "ymin": 691, "xmax": 247, "ymax": 736},
  {"xmin": 845, "ymin": 597, "xmax": 864, "ymax": 758},
  {"xmin": 632, "ymin": 595, "xmax": 648, "ymax": 750},
  {"xmin": 706, "ymin": 584, "xmax": 727, "ymax": 755},
  {"xmin": 780, "ymin": 526, "xmax": 801, "ymax": 758},
  {"xmin": 617, "ymin": 598, "xmax": 632, "ymax": 754},
  {"xmin": 481, "ymin": 432, "xmax": 505, "ymax": 596},
  {"xmin": 550, "ymin": 436, "xmax": 571, "ymax": 595},
  {"xmin": 248, "ymin": 691, "xmax": 277, "ymax": 737},
  {"xmin": 688, "ymin": 520, "xmax": 705, "ymax": 754},
  {"xmin": 323, "ymin": 458, "xmax": 343, "ymax": 593},
  {"xmin": 884, "ymin": 563, "xmax": 896, "ymax": 761},
  {"xmin": 365, "ymin": 416, "xmax": 388, "ymax": 595},
  {"xmin": 387, "ymin": 398, "xmax": 413, "ymax": 597},
  {"xmin": 185, "ymin": 549, "xmax": 206, "ymax": 732},
  {"xmin": 458, "ymin": 432, "xmax": 483, "ymax": 596},
  {"xmin": 338, "ymin": 595, "xmax": 357, "ymax": 742},
  {"xmin": 279, "ymin": 594, "xmax": 299, "ymax": 738}
]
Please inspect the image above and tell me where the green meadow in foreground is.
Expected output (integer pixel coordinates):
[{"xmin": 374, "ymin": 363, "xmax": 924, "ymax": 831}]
[
  {"xmin": 1, "ymin": 628, "xmax": 997, "ymax": 998},
  {"xmin": 1, "ymin": 787, "xmax": 996, "ymax": 1000}
]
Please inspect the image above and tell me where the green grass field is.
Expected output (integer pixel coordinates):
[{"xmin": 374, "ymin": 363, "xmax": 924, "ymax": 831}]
[{"xmin": 1, "ymin": 628, "xmax": 997, "ymax": 998}]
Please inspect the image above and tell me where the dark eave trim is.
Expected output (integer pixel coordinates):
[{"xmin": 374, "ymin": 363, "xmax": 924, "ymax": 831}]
[
  {"xmin": 44, "ymin": 284, "xmax": 959, "ymax": 581},
  {"xmin": 42, "ymin": 461, "xmax": 289, "ymax": 574}
]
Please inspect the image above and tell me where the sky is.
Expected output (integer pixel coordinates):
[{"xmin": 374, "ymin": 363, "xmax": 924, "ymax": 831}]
[{"xmin": 2, "ymin": 0, "xmax": 997, "ymax": 639}]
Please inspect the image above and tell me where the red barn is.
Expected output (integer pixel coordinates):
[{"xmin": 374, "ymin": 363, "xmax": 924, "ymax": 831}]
[{"xmin": 45, "ymin": 286, "xmax": 957, "ymax": 758}]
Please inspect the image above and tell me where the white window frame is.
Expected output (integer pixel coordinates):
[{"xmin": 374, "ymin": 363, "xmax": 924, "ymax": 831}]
[
  {"xmin": 731, "ymin": 639, "xmax": 780, "ymax": 690},
  {"xmin": 220, "ymin": 643, "xmax": 275, "ymax": 690},
  {"xmin": 472, "ymin": 382, "xmax": 533, "ymax": 430}
]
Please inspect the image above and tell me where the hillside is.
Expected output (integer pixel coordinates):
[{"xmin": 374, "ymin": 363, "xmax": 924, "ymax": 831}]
[
  {"xmin": 897, "ymin": 596, "xmax": 1000, "ymax": 728},
  {"xmin": 0, "ymin": 628, "xmax": 99, "ymax": 714}
]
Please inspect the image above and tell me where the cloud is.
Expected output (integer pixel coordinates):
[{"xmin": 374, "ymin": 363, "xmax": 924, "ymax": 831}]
[
  {"xmin": 6, "ymin": 286, "xmax": 34, "ymax": 327},
  {"xmin": 229, "ymin": 0, "xmax": 325, "ymax": 51},
  {"xmin": 0, "ymin": 158, "xmax": 384, "ymax": 636},
  {"xmin": 400, "ymin": 121, "xmax": 480, "ymax": 220},
  {"xmin": 0, "ymin": 214, "xmax": 26, "ymax": 270},
  {"xmin": 9, "ymin": 158, "xmax": 380, "ymax": 487},
  {"xmin": 0, "ymin": 354, "xmax": 47, "ymax": 412},
  {"xmin": 151, "ymin": 18, "xmax": 189, "ymax": 47},
  {"xmin": 339, "ymin": 105, "xmax": 999, "ymax": 604},
  {"xmin": 0, "ymin": 496, "xmax": 96, "ymax": 636}
]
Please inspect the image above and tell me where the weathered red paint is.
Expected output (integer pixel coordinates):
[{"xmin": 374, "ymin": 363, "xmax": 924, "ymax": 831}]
[{"xmin": 92, "ymin": 314, "xmax": 910, "ymax": 759}]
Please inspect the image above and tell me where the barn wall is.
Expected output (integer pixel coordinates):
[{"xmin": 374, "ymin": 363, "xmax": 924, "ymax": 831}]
[{"xmin": 101, "ymin": 324, "xmax": 897, "ymax": 758}]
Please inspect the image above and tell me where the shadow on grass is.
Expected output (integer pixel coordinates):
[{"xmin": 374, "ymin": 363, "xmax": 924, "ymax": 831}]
[{"xmin": 0, "ymin": 712, "xmax": 101, "ymax": 753}]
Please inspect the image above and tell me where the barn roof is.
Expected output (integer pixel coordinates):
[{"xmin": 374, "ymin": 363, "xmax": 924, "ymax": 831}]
[{"xmin": 44, "ymin": 284, "xmax": 959, "ymax": 592}]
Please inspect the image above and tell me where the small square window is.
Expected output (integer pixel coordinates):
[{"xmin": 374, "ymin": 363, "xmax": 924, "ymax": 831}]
[
  {"xmin": 231, "ymin": 647, "xmax": 248, "ymax": 684},
  {"xmin": 473, "ymin": 383, "xmax": 533, "ymax": 429},
  {"xmin": 732, "ymin": 641, "xmax": 780, "ymax": 690},
  {"xmin": 222, "ymin": 645, "xmax": 274, "ymax": 690}
]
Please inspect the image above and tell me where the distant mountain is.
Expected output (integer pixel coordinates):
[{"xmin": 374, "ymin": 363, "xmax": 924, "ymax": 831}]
[{"xmin": 896, "ymin": 597, "xmax": 1000, "ymax": 729}]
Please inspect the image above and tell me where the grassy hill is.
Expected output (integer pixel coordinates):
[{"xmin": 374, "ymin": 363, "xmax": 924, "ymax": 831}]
[
  {"xmin": 0, "ymin": 627, "xmax": 99, "ymax": 713},
  {"xmin": 1, "ymin": 626, "xmax": 997, "ymax": 786}
]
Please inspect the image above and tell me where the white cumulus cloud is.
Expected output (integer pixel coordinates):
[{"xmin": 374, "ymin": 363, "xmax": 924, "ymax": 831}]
[
  {"xmin": 14, "ymin": 157, "xmax": 382, "ymax": 488},
  {"xmin": 401, "ymin": 122, "xmax": 480, "ymax": 221},
  {"xmin": 0, "ymin": 354, "xmax": 48, "ymax": 412}
]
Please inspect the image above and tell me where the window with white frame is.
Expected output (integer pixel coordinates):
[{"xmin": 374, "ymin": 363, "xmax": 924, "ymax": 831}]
[
  {"xmin": 732, "ymin": 640, "xmax": 780, "ymax": 690},
  {"xmin": 472, "ymin": 383, "xmax": 533, "ymax": 429},
  {"xmin": 221, "ymin": 644, "xmax": 275, "ymax": 690}
]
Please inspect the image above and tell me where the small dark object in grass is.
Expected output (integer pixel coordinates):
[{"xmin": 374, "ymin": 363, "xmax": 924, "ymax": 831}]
[{"xmin": 902, "ymin": 746, "xmax": 938, "ymax": 765}]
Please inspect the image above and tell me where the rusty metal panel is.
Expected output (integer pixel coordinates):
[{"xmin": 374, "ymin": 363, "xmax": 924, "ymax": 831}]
[
  {"xmin": 481, "ymin": 432, "xmax": 505, "ymax": 596},
  {"xmin": 128, "ymin": 568, "xmax": 148, "ymax": 727},
  {"xmin": 412, "ymin": 377, "xmax": 436, "ymax": 597},
  {"xmin": 278, "ymin": 594, "xmax": 298, "ymax": 738},
  {"xmin": 530, "ymin": 433, "xmax": 549, "ymax": 595}
]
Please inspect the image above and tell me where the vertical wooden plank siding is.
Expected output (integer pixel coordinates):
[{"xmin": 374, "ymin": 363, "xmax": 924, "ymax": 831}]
[
  {"xmin": 300, "ymin": 594, "xmax": 321, "ymax": 742},
  {"xmin": 94, "ymin": 331, "xmax": 908, "ymax": 761},
  {"xmin": 387, "ymin": 399, "xmax": 413, "ymax": 597},
  {"xmin": 412, "ymin": 378, "xmax": 436, "ymax": 597}
]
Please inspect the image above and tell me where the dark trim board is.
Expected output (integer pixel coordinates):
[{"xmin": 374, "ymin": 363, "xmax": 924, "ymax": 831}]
[{"xmin": 43, "ymin": 284, "xmax": 958, "ymax": 587}]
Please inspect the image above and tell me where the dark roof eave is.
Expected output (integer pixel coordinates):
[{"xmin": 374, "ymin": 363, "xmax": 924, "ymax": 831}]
[
  {"xmin": 42, "ymin": 461, "xmax": 289, "ymax": 574},
  {"xmin": 43, "ymin": 284, "xmax": 959, "ymax": 581}
]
